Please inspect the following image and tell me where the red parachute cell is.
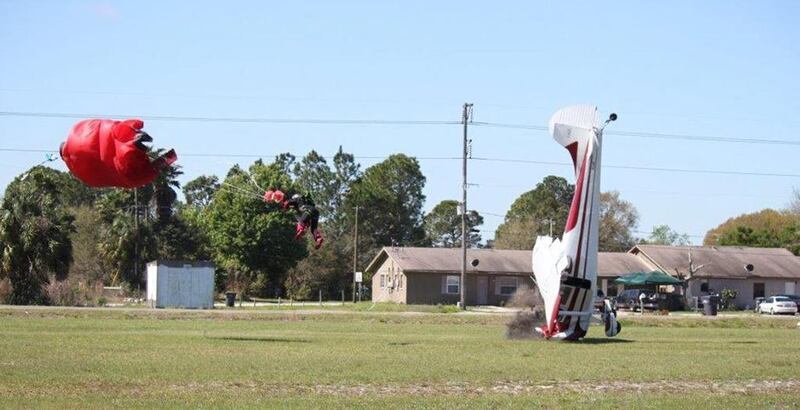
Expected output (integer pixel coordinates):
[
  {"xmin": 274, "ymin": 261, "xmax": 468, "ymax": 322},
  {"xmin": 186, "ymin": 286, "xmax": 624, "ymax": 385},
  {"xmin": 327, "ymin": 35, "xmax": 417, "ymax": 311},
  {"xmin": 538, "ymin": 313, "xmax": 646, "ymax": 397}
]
[
  {"xmin": 262, "ymin": 190, "xmax": 285, "ymax": 204},
  {"xmin": 60, "ymin": 119, "xmax": 177, "ymax": 189}
]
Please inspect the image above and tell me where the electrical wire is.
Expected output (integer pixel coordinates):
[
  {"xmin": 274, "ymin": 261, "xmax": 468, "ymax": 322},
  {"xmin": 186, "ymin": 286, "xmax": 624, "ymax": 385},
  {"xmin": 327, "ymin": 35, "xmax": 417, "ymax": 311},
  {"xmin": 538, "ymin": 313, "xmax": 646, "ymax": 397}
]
[
  {"xmin": 472, "ymin": 121, "xmax": 800, "ymax": 146},
  {"xmin": 3, "ymin": 147, "xmax": 798, "ymax": 179},
  {"xmin": 469, "ymin": 157, "xmax": 800, "ymax": 178},
  {"xmin": 2, "ymin": 110, "xmax": 799, "ymax": 146},
  {"xmin": 0, "ymin": 111, "xmax": 459, "ymax": 126}
]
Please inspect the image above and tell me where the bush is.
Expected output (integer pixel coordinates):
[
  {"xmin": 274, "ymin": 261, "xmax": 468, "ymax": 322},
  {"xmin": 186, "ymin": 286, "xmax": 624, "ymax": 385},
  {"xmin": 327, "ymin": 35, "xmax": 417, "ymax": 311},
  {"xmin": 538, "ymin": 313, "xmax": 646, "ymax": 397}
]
[
  {"xmin": 720, "ymin": 288, "xmax": 739, "ymax": 310},
  {"xmin": 0, "ymin": 278, "xmax": 12, "ymax": 303},
  {"xmin": 45, "ymin": 276, "xmax": 104, "ymax": 307},
  {"xmin": 436, "ymin": 305, "xmax": 461, "ymax": 314}
]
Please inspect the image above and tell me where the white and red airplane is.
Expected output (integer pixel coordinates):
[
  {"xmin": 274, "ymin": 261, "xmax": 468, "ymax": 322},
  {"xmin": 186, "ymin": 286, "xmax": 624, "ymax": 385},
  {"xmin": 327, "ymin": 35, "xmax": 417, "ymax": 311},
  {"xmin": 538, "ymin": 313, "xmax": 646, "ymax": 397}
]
[{"xmin": 532, "ymin": 105, "xmax": 620, "ymax": 341}]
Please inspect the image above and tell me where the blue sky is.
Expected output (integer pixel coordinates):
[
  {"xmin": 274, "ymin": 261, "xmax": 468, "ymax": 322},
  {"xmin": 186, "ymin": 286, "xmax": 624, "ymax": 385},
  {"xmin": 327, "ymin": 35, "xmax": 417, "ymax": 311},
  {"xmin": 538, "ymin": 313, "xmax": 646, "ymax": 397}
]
[{"xmin": 1, "ymin": 1, "xmax": 799, "ymax": 243}]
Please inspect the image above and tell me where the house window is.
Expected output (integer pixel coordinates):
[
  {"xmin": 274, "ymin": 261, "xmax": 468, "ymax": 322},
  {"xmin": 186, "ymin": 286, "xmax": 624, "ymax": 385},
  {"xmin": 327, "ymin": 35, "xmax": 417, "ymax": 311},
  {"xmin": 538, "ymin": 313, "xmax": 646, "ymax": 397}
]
[
  {"xmin": 398, "ymin": 275, "xmax": 404, "ymax": 290},
  {"xmin": 700, "ymin": 281, "xmax": 709, "ymax": 293},
  {"xmin": 445, "ymin": 275, "xmax": 460, "ymax": 294},
  {"xmin": 496, "ymin": 277, "xmax": 519, "ymax": 296},
  {"xmin": 753, "ymin": 283, "xmax": 765, "ymax": 299},
  {"xmin": 380, "ymin": 274, "xmax": 385, "ymax": 288}
]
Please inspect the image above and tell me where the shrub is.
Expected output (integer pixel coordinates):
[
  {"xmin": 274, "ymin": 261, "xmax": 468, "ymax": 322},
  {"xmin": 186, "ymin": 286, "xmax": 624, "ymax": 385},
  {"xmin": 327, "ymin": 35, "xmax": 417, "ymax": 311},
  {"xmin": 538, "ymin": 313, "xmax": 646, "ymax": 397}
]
[
  {"xmin": 720, "ymin": 288, "xmax": 739, "ymax": 310},
  {"xmin": 45, "ymin": 279, "xmax": 78, "ymax": 307},
  {"xmin": 45, "ymin": 276, "xmax": 104, "ymax": 307},
  {"xmin": 0, "ymin": 278, "xmax": 12, "ymax": 303},
  {"xmin": 436, "ymin": 305, "xmax": 461, "ymax": 314}
]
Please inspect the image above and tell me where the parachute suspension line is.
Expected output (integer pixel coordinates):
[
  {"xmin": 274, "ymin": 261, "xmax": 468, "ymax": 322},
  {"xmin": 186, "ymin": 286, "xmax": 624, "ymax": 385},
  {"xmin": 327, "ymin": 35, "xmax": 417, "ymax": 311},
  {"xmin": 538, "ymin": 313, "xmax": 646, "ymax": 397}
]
[
  {"xmin": 21, "ymin": 153, "xmax": 59, "ymax": 181},
  {"xmin": 219, "ymin": 180, "xmax": 263, "ymax": 197},
  {"xmin": 247, "ymin": 172, "xmax": 266, "ymax": 193},
  {"xmin": 218, "ymin": 181, "xmax": 265, "ymax": 201},
  {"xmin": 217, "ymin": 186, "xmax": 263, "ymax": 202},
  {"xmin": 33, "ymin": 153, "xmax": 59, "ymax": 167}
]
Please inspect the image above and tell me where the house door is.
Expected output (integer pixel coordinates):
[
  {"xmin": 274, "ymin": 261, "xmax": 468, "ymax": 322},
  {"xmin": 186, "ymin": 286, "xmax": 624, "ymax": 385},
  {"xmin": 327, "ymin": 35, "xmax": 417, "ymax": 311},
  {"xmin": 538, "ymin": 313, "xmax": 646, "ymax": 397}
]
[
  {"xmin": 476, "ymin": 277, "xmax": 488, "ymax": 305},
  {"xmin": 786, "ymin": 282, "xmax": 796, "ymax": 295},
  {"xmin": 753, "ymin": 283, "xmax": 765, "ymax": 299}
]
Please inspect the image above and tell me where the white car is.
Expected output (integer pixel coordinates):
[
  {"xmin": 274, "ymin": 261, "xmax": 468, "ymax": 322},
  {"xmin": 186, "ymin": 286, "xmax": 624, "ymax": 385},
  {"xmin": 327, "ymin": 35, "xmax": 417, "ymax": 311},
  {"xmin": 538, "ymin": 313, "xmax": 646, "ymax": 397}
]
[{"xmin": 758, "ymin": 296, "xmax": 798, "ymax": 315}]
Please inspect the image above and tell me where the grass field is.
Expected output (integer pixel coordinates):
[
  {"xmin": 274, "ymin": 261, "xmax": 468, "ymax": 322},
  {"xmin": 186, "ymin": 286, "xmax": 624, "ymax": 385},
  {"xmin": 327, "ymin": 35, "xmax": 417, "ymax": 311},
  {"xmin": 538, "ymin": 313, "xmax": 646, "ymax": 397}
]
[{"xmin": 0, "ymin": 306, "xmax": 798, "ymax": 409}]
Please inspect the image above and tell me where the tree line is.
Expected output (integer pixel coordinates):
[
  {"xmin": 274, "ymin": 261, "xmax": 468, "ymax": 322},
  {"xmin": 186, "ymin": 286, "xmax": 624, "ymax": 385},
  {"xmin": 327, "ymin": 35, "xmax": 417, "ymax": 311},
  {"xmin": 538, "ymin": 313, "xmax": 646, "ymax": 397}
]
[
  {"xmin": 1, "ymin": 149, "xmax": 798, "ymax": 305},
  {"xmin": 0, "ymin": 149, "xmax": 470, "ymax": 304}
]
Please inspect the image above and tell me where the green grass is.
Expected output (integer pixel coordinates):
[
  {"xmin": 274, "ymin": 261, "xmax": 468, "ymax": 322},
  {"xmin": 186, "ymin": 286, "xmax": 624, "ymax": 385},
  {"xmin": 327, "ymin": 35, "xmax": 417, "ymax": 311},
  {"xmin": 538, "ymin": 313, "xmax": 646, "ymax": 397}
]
[{"xmin": 0, "ymin": 307, "xmax": 798, "ymax": 409}]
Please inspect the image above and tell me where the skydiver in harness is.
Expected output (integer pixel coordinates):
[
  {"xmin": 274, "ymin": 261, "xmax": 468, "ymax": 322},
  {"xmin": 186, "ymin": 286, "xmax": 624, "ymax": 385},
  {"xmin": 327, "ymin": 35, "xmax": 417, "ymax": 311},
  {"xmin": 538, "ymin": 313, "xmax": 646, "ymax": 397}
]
[{"xmin": 263, "ymin": 189, "xmax": 324, "ymax": 249}]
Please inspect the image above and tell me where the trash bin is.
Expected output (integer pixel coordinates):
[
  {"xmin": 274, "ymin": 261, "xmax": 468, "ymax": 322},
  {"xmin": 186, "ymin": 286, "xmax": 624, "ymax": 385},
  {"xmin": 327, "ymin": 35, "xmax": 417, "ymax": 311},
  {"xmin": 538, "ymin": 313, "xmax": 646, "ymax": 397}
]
[
  {"xmin": 225, "ymin": 292, "xmax": 236, "ymax": 307},
  {"xmin": 701, "ymin": 295, "xmax": 719, "ymax": 316}
]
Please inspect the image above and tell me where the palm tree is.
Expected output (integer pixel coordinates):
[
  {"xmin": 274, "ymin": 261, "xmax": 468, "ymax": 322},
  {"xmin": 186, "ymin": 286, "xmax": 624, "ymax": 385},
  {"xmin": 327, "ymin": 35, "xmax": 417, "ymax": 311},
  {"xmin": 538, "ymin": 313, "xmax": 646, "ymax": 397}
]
[{"xmin": 148, "ymin": 149, "xmax": 183, "ymax": 225}]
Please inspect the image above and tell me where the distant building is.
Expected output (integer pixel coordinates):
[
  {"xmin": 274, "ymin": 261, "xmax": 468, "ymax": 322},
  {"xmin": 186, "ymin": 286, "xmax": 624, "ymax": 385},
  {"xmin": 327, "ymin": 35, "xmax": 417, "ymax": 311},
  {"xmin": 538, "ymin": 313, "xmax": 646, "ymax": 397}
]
[
  {"xmin": 366, "ymin": 245, "xmax": 800, "ymax": 308},
  {"xmin": 630, "ymin": 244, "xmax": 800, "ymax": 307},
  {"xmin": 146, "ymin": 261, "xmax": 215, "ymax": 309},
  {"xmin": 365, "ymin": 247, "xmax": 533, "ymax": 306},
  {"xmin": 366, "ymin": 247, "xmax": 648, "ymax": 306}
]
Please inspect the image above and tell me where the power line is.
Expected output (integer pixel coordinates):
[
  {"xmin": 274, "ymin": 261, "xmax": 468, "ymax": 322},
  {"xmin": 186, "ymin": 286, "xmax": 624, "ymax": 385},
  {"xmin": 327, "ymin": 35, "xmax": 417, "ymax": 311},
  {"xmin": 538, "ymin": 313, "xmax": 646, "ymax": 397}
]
[
  {"xmin": 471, "ymin": 184, "xmax": 786, "ymax": 199},
  {"xmin": 469, "ymin": 157, "xmax": 800, "ymax": 178},
  {"xmin": 3, "ymin": 89, "xmax": 794, "ymax": 126},
  {"xmin": 472, "ymin": 121, "xmax": 800, "ymax": 147},
  {"xmin": 3, "ymin": 110, "xmax": 800, "ymax": 147},
  {"xmin": 0, "ymin": 148, "xmax": 55, "ymax": 153},
  {"xmin": 0, "ymin": 111, "xmax": 459, "ymax": 126},
  {"xmin": 4, "ymin": 147, "xmax": 800, "ymax": 179}
]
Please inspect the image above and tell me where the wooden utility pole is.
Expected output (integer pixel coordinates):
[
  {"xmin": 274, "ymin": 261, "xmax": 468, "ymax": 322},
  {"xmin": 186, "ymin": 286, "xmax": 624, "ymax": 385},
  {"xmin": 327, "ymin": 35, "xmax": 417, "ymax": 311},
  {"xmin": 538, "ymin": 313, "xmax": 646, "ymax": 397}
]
[
  {"xmin": 352, "ymin": 206, "xmax": 359, "ymax": 303},
  {"xmin": 460, "ymin": 103, "xmax": 473, "ymax": 310}
]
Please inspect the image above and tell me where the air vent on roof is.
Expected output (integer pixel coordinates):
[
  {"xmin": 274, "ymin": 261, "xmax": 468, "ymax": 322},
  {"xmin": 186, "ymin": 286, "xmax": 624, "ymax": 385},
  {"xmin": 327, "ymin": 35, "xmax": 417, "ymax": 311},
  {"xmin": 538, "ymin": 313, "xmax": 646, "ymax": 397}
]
[{"xmin": 744, "ymin": 263, "xmax": 754, "ymax": 272}]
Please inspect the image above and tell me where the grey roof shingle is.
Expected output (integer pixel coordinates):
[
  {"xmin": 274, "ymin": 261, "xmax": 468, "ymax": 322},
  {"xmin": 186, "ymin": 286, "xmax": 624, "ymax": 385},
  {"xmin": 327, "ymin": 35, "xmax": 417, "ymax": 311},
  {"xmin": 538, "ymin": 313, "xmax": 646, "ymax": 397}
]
[
  {"xmin": 366, "ymin": 247, "xmax": 653, "ymax": 277},
  {"xmin": 368, "ymin": 247, "xmax": 531, "ymax": 275},
  {"xmin": 597, "ymin": 252, "xmax": 654, "ymax": 278},
  {"xmin": 365, "ymin": 245, "xmax": 800, "ymax": 280},
  {"xmin": 633, "ymin": 244, "xmax": 800, "ymax": 279}
]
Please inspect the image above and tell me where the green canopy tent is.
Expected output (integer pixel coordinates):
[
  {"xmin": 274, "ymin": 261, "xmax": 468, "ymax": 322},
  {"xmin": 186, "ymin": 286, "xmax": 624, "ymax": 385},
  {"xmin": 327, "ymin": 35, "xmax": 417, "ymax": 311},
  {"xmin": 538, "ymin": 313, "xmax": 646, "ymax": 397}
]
[{"xmin": 614, "ymin": 270, "xmax": 682, "ymax": 286}]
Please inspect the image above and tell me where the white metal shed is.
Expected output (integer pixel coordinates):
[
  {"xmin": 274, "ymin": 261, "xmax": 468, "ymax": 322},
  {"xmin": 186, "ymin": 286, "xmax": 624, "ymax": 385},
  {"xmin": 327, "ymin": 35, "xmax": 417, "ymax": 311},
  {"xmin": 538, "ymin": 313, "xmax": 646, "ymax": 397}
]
[{"xmin": 146, "ymin": 261, "xmax": 215, "ymax": 309}]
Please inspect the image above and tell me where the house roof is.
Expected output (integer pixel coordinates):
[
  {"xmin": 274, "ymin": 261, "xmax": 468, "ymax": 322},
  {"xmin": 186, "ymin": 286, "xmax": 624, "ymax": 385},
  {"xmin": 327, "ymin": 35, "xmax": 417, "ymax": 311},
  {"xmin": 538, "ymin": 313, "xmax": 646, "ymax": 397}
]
[
  {"xmin": 365, "ymin": 247, "xmax": 653, "ymax": 278},
  {"xmin": 365, "ymin": 247, "xmax": 532, "ymax": 275},
  {"xmin": 632, "ymin": 244, "xmax": 800, "ymax": 279},
  {"xmin": 597, "ymin": 252, "xmax": 654, "ymax": 278}
]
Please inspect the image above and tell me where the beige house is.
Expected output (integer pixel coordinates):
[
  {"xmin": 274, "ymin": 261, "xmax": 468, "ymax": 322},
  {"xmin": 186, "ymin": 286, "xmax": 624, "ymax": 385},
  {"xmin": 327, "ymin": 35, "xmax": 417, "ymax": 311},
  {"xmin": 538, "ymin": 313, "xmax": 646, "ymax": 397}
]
[
  {"xmin": 631, "ymin": 244, "xmax": 800, "ymax": 308},
  {"xmin": 366, "ymin": 244, "xmax": 800, "ymax": 308},
  {"xmin": 366, "ymin": 247, "xmax": 534, "ymax": 306},
  {"xmin": 366, "ymin": 247, "xmax": 651, "ymax": 306}
]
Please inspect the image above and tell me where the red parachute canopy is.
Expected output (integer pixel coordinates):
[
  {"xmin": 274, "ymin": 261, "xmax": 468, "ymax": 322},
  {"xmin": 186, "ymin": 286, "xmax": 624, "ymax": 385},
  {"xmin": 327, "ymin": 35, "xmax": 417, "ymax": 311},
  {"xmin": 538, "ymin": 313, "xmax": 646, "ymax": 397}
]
[{"xmin": 60, "ymin": 119, "xmax": 177, "ymax": 189}]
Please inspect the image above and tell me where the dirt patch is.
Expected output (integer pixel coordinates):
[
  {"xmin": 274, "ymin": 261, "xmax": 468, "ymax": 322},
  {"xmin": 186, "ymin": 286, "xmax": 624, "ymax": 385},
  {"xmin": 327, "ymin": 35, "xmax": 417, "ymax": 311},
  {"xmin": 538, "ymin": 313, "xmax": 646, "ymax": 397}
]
[{"xmin": 5, "ymin": 379, "xmax": 798, "ymax": 399}]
